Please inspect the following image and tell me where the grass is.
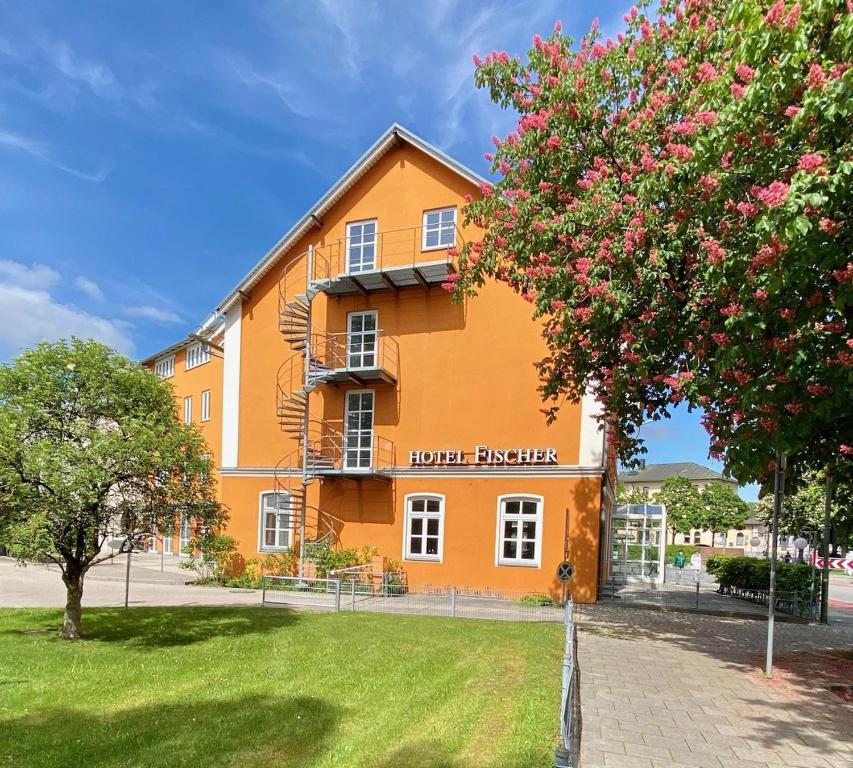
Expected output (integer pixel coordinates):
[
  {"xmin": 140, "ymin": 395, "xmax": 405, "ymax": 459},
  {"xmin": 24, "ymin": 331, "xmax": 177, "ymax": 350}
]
[{"xmin": 0, "ymin": 607, "xmax": 562, "ymax": 768}]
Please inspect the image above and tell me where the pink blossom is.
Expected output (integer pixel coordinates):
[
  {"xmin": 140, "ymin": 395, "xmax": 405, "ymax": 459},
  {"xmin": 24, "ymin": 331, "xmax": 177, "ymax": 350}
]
[
  {"xmin": 784, "ymin": 3, "xmax": 802, "ymax": 30},
  {"xmin": 754, "ymin": 289, "xmax": 768, "ymax": 300},
  {"xmin": 807, "ymin": 64, "xmax": 826, "ymax": 90},
  {"xmin": 736, "ymin": 63, "xmax": 756, "ymax": 83},
  {"xmin": 779, "ymin": 308, "xmax": 795, "ymax": 320},
  {"xmin": 784, "ymin": 105, "xmax": 802, "ymax": 118},
  {"xmin": 797, "ymin": 152, "xmax": 827, "ymax": 172},
  {"xmin": 820, "ymin": 218, "xmax": 841, "ymax": 235},
  {"xmin": 841, "ymin": 445, "xmax": 853, "ymax": 456},
  {"xmin": 737, "ymin": 200, "xmax": 760, "ymax": 218},
  {"xmin": 730, "ymin": 83, "xmax": 746, "ymax": 99},
  {"xmin": 695, "ymin": 110, "xmax": 718, "ymax": 126},
  {"xmin": 695, "ymin": 62, "xmax": 718, "ymax": 82},
  {"xmin": 764, "ymin": 0, "xmax": 785, "ymax": 25},
  {"xmin": 721, "ymin": 303, "xmax": 743, "ymax": 318},
  {"xmin": 807, "ymin": 384, "xmax": 830, "ymax": 396},
  {"xmin": 479, "ymin": 183, "xmax": 494, "ymax": 198},
  {"xmin": 547, "ymin": 135, "xmax": 561, "ymax": 149},
  {"xmin": 784, "ymin": 403, "xmax": 803, "ymax": 414},
  {"xmin": 574, "ymin": 307, "xmax": 594, "ymax": 323},
  {"xmin": 754, "ymin": 181, "xmax": 789, "ymax": 208}
]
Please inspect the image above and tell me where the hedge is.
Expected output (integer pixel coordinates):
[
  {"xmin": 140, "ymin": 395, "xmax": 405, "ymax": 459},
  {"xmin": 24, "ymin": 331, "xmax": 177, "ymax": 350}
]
[{"xmin": 705, "ymin": 556, "xmax": 821, "ymax": 601}]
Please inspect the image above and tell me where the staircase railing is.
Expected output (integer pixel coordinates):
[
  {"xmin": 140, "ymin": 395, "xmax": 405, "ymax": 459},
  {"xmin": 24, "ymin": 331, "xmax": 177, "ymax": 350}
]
[{"xmin": 311, "ymin": 331, "xmax": 399, "ymax": 379}]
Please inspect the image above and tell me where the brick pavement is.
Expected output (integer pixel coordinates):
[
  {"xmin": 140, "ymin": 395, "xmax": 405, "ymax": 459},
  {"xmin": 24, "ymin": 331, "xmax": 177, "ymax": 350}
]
[{"xmin": 574, "ymin": 604, "xmax": 853, "ymax": 767}]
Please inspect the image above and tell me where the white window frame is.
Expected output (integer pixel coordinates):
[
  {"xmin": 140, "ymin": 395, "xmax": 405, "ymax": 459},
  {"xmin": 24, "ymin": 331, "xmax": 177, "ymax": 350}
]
[
  {"xmin": 495, "ymin": 494, "xmax": 543, "ymax": 568},
  {"xmin": 154, "ymin": 355, "xmax": 175, "ymax": 379},
  {"xmin": 185, "ymin": 343, "xmax": 211, "ymax": 370},
  {"xmin": 179, "ymin": 515, "xmax": 192, "ymax": 553},
  {"xmin": 163, "ymin": 533, "xmax": 173, "ymax": 555},
  {"xmin": 183, "ymin": 396, "xmax": 193, "ymax": 424},
  {"xmin": 422, "ymin": 207, "xmax": 457, "ymax": 251},
  {"xmin": 343, "ymin": 389, "xmax": 374, "ymax": 470},
  {"xmin": 258, "ymin": 491, "xmax": 293, "ymax": 552},
  {"xmin": 345, "ymin": 219, "xmax": 378, "ymax": 274},
  {"xmin": 346, "ymin": 311, "xmax": 378, "ymax": 369},
  {"xmin": 402, "ymin": 493, "xmax": 445, "ymax": 563},
  {"xmin": 201, "ymin": 389, "xmax": 211, "ymax": 422}
]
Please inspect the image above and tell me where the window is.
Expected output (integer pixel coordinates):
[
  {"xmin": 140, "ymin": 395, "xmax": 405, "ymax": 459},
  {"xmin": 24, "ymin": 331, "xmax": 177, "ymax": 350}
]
[
  {"xmin": 259, "ymin": 492, "xmax": 292, "ymax": 550},
  {"xmin": 496, "ymin": 495, "xmax": 543, "ymax": 567},
  {"xmin": 154, "ymin": 355, "xmax": 175, "ymax": 379},
  {"xmin": 347, "ymin": 311, "xmax": 378, "ymax": 368},
  {"xmin": 185, "ymin": 343, "xmax": 210, "ymax": 370},
  {"xmin": 346, "ymin": 220, "xmax": 377, "ymax": 273},
  {"xmin": 693, "ymin": 530, "xmax": 701, "ymax": 544},
  {"xmin": 642, "ymin": 486, "xmax": 650, "ymax": 497},
  {"xmin": 715, "ymin": 532, "xmax": 726, "ymax": 546},
  {"xmin": 344, "ymin": 390, "xmax": 374, "ymax": 469},
  {"xmin": 183, "ymin": 396, "xmax": 193, "ymax": 424},
  {"xmin": 179, "ymin": 516, "xmax": 191, "ymax": 553},
  {"xmin": 201, "ymin": 389, "xmax": 211, "ymax": 422},
  {"xmin": 404, "ymin": 494, "xmax": 444, "ymax": 562},
  {"xmin": 736, "ymin": 532, "xmax": 745, "ymax": 546},
  {"xmin": 163, "ymin": 533, "xmax": 173, "ymax": 555},
  {"xmin": 422, "ymin": 208, "xmax": 456, "ymax": 250}
]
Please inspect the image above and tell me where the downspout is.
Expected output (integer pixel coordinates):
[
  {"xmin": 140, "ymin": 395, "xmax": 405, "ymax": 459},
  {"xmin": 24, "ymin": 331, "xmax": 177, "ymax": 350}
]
[{"xmin": 299, "ymin": 245, "xmax": 313, "ymax": 580}]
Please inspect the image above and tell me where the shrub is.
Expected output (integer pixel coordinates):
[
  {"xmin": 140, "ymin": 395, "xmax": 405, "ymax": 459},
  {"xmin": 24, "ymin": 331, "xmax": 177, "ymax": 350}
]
[
  {"xmin": 518, "ymin": 593, "xmax": 558, "ymax": 607},
  {"xmin": 180, "ymin": 533, "xmax": 238, "ymax": 583},
  {"xmin": 706, "ymin": 556, "xmax": 821, "ymax": 602},
  {"xmin": 305, "ymin": 542, "xmax": 377, "ymax": 577}
]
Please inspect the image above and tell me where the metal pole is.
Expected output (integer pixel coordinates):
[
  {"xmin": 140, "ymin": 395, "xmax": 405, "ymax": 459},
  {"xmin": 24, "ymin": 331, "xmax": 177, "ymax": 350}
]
[
  {"xmin": 298, "ymin": 245, "xmax": 314, "ymax": 582},
  {"xmin": 450, "ymin": 586, "xmax": 457, "ymax": 618},
  {"xmin": 820, "ymin": 470, "xmax": 833, "ymax": 624},
  {"xmin": 160, "ymin": 537, "xmax": 164, "ymax": 573},
  {"xmin": 124, "ymin": 546, "xmax": 132, "ymax": 610},
  {"xmin": 809, "ymin": 531, "xmax": 816, "ymax": 620},
  {"xmin": 334, "ymin": 579, "xmax": 341, "ymax": 612},
  {"xmin": 765, "ymin": 448, "xmax": 785, "ymax": 677},
  {"xmin": 351, "ymin": 578, "xmax": 356, "ymax": 611},
  {"xmin": 695, "ymin": 580, "xmax": 700, "ymax": 610}
]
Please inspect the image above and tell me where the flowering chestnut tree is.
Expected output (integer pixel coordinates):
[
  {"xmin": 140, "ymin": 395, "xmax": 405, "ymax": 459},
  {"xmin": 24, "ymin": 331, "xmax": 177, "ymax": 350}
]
[{"xmin": 452, "ymin": 0, "xmax": 852, "ymax": 482}]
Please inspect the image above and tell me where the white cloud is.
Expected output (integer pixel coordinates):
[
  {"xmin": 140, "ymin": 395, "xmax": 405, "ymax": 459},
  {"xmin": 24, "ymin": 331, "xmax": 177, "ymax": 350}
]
[
  {"xmin": 0, "ymin": 126, "xmax": 109, "ymax": 183},
  {"xmin": 123, "ymin": 305, "xmax": 183, "ymax": 325},
  {"xmin": 74, "ymin": 275, "xmax": 104, "ymax": 301},
  {"xmin": 0, "ymin": 284, "xmax": 134, "ymax": 357},
  {"xmin": 46, "ymin": 40, "xmax": 122, "ymax": 99},
  {"xmin": 0, "ymin": 259, "xmax": 61, "ymax": 290}
]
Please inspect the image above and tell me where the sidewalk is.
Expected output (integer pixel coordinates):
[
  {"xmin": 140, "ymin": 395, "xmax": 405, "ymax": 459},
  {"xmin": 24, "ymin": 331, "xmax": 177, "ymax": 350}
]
[{"xmin": 575, "ymin": 604, "xmax": 853, "ymax": 767}]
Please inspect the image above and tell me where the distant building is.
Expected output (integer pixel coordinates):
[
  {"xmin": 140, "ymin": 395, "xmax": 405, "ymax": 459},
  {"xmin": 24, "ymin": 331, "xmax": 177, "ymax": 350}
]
[{"xmin": 618, "ymin": 462, "xmax": 743, "ymax": 549}]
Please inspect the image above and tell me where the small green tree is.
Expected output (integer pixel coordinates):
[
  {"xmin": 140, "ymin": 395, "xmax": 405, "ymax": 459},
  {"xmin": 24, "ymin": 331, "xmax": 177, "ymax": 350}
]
[
  {"xmin": 0, "ymin": 339, "xmax": 226, "ymax": 639},
  {"xmin": 616, "ymin": 483, "xmax": 648, "ymax": 505},
  {"xmin": 694, "ymin": 482, "xmax": 750, "ymax": 546},
  {"xmin": 656, "ymin": 477, "xmax": 702, "ymax": 544}
]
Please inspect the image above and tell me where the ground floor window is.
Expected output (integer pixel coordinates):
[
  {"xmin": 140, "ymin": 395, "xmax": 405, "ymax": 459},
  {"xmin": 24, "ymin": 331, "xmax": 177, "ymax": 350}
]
[
  {"xmin": 496, "ymin": 495, "xmax": 543, "ymax": 567},
  {"xmin": 404, "ymin": 494, "xmax": 444, "ymax": 562},
  {"xmin": 179, "ymin": 516, "xmax": 191, "ymax": 553},
  {"xmin": 259, "ymin": 492, "xmax": 291, "ymax": 551}
]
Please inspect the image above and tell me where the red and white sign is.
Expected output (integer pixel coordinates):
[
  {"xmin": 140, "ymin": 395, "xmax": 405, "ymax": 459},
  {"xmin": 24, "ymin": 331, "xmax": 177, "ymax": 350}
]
[{"xmin": 811, "ymin": 555, "xmax": 853, "ymax": 570}]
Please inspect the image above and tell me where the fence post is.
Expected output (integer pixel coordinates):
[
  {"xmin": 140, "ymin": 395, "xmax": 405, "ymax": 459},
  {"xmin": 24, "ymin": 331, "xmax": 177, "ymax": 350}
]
[
  {"xmin": 450, "ymin": 586, "xmax": 457, "ymax": 618},
  {"xmin": 334, "ymin": 579, "xmax": 341, "ymax": 612},
  {"xmin": 695, "ymin": 580, "xmax": 700, "ymax": 610},
  {"xmin": 351, "ymin": 578, "xmax": 356, "ymax": 611},
  {"xmin": 262, "ymin": 576, "xmax": 267, "ymax": 605}
]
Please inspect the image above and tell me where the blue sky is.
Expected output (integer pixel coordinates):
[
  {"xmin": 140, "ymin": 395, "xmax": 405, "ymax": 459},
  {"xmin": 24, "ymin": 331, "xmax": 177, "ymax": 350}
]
[{"xmin": 0, "ymin": 1, "xmax": 756, "ymax": 498}]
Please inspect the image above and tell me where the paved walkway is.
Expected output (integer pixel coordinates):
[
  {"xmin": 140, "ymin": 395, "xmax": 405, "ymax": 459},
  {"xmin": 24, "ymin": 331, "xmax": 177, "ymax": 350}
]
[{"xmin": 574, "ymin": 604, "xmax": 853, "ymax": 767}]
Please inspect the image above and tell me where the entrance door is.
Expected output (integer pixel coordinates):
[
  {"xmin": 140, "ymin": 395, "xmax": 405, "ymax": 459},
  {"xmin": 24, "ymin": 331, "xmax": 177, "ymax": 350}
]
[
  {"xmin": 344, "ymin": 390, "xmax": 374, "ymax": 469},
  {"xmin": 347, "ymin": 311, "xmax": 378, "ymax": 369}
]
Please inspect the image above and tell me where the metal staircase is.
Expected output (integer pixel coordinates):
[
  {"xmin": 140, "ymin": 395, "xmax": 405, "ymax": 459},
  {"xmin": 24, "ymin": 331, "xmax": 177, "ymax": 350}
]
[{"xmin": 273, "ymin": 246, "xmax": 342, "ymax": 574}]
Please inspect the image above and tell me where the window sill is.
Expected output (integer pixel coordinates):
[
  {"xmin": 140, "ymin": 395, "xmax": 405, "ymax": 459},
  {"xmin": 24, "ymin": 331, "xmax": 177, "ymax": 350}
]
[
  {"xmin": 404, "ymin": 555, "xmax": 442, "ymax": 563},
  {"xmin": 496, "ymin": 560, "xmax": 541, "ymax": 569},
  {"xmin": 420, "ymin": 245, "xmax": 455, "ymax": 254},
  {"xmin": 259, "ymin": 546, "xmax": 291, "ymax": 554}
]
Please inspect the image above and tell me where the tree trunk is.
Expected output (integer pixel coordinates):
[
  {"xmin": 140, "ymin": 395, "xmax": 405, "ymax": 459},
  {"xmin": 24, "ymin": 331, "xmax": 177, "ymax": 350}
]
[{"xmin": 62, "ymin": 573, "xmax": 84, "ymax": 639}]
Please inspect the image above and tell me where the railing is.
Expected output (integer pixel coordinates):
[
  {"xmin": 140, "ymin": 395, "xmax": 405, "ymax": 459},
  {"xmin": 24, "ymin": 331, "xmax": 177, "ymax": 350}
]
[
  {"xmin": 555, "ymin": 600, "xmax": 581, "ymax": 768},
  {"xmin": 311, "ymin": 331, "xmax": 399, "ymax": 380},
  {"xmin": 274, "ymin": 427, "xmax": 395, "ymax": 477}
]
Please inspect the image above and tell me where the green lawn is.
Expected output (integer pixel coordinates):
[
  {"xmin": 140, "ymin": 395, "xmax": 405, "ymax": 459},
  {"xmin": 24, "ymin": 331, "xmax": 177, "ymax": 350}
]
[{"xmin": 0, "ymin": 608, "xmax": 562, "ymax": 768}]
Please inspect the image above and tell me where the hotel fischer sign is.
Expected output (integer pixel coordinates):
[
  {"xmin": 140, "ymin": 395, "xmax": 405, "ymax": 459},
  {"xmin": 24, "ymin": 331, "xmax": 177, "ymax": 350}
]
[{"xmin": 409, "ymin": 445, "xmax": 557, "ymax": 466}]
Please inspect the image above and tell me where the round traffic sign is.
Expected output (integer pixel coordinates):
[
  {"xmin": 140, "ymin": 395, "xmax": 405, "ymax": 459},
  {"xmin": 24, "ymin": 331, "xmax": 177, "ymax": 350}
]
[{"xmin": 556, "ymin": 561, "xmax": 574, "ymax": 582}]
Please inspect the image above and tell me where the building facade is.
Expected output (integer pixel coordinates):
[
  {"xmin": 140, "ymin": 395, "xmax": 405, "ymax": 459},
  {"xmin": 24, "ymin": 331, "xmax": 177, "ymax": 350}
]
[{"xmin": 145, "ymin": 125, "xmax": 613, "ymax": 602}]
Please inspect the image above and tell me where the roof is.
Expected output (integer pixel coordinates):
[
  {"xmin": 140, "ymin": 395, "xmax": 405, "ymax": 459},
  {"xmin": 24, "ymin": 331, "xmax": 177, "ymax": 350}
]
[
  {"xmin": 200, "ymin": 123, "xmax": 489, "ymax": 327},
  {"xmin": 618, "ymin": 462, "xmax": 737, "ymax": 485},
  {"xmin": 140, "ymin": 320, "xmax": 225, "ymax": 365}
]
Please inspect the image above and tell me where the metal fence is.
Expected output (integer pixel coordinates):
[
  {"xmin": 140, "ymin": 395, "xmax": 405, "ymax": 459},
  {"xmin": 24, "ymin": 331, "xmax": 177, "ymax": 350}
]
[
  {"xmin": 554, "ymin": 601, "xmax": 581, "ymax": 768},
  {"xmin": 600, "ymin": 572, "xmax": 817, "ymax": 619},
  {"xmin": 262, "ymin": 575, "xmax": 566, "ymax": 622}
]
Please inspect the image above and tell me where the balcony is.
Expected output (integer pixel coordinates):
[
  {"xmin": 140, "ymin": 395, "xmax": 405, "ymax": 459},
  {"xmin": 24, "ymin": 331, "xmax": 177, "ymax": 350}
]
[
  {"xmin": 308, "ymin": 331, "xmax": 398, "ymax": 387},
  {"xmin": 305, "ymin": 224, "xmax": 460, "ymax": 296},
  {"xmin": 308, "ymin": 431, "xmax": 395, "ymax": 480}
]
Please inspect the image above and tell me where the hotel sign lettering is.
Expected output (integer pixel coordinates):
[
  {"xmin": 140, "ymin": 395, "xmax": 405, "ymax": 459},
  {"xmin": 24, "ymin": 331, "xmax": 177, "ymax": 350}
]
[{"xmin": 409, "ymin": 445, "xmax": 557, "ymax": 466}]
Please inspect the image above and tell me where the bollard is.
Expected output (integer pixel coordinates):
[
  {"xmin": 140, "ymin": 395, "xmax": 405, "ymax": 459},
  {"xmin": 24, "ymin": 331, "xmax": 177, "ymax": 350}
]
[
  {"xmin": 695, "ymin": 580, "xmax": 700, "ymax": 610},
  {"xmin": 262, "ymin": 576, "xmax": 266, "ymax": 605}
]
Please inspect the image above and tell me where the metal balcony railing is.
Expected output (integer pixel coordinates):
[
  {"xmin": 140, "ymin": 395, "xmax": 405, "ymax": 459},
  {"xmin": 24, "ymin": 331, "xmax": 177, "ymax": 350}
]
[{"xmin": 309, "ymin": 331, "xmax": 398, "ymax": 384}]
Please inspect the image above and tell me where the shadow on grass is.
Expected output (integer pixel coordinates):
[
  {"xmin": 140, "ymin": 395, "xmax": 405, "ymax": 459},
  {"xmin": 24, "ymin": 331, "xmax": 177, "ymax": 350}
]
[
  {"xmin": 0, "ymin": 606, "xmax": 299, "ymax": 648},
  {"xmin": 0, "ymin": 693, "xmax": 340, "ymax": 768}
]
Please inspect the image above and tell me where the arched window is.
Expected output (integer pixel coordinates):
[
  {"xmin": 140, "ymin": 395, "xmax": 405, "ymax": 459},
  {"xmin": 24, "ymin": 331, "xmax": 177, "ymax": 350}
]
[
  {"xmin": 736, "ymin": 532, "xmax": 744, "ymax": 546},
  {"xmin": 693, "ymin": 530, "xmax": 701, "ymax": 544}
]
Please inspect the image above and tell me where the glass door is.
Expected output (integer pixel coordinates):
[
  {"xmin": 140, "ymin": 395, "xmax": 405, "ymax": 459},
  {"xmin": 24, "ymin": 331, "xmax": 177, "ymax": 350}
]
[
  {"xmin": 344, "ymin": 390, "xmax": 374, "ymax": 469},
  {"xmin": 347, "ymin": 311, "xmax": 378, "ymax": 368},
  {"xmin": 346, "ymin": 220, "xmax": 377, "ymax": 273}
]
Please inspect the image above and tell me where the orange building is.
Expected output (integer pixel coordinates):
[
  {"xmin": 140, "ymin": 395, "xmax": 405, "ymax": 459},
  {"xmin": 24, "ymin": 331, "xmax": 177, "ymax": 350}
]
[{"xmin": 145, "ymin": 125, "xmax": 614, "ymax": 602}]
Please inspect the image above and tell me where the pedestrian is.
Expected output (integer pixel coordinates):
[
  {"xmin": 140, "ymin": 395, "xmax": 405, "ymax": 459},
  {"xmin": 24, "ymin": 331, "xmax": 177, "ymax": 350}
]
[
  {"xmin": 783, "ymin": 552, "xmax": 791, "ymax": 563},
  {"xmin": 673, "ymin": 550, "xmax": 687, "ymax": 584}
]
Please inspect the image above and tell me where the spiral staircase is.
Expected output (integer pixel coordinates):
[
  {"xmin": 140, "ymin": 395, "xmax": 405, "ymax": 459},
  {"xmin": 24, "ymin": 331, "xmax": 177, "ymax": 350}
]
[{"xmin": 273, "ymin": 246, "xmax": 343, "ymax": 574}]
